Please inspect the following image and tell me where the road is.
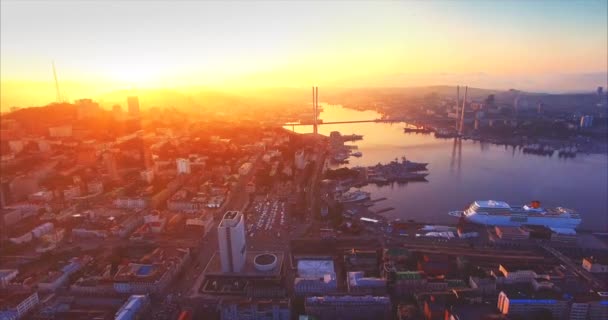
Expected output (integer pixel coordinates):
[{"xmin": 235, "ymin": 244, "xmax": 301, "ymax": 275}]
[
  {"xmin": 172, "ymin": 151, "xmax": 265, "ymax": 298},
  {"xmin": 541, "ymin": 244, "xmax": 606, "ymax": 291}
]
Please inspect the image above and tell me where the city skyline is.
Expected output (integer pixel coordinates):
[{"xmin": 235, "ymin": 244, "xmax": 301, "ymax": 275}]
[
  {"xmin": 1, "ymin": 2, "xmax": 608, "ymax": 317},
  {"xmin": 1, "ymin": 0, "xmax": 607, "ymax": 108}
]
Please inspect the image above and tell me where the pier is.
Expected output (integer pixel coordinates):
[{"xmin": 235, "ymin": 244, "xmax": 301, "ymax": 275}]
[{"xmin": 374, "ymin": 207, "xmax": 395, "ymax": 214}]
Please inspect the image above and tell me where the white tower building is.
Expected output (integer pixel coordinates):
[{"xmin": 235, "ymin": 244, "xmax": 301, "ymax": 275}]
[{"xmin": 217, "ymin": 211, "xmax": 246, "ymax": 273}]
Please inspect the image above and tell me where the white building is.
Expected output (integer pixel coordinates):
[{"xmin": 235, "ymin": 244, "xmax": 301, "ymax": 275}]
[
  {"xmin": 115, "ymin": 294, "xmax": 150, "ymax": 320},
  {"xmin": 0, "ymin": 269, "xmax": 18, "ymax": 287},
  {"xmin": 127, "ymin": 96, "xmax": 140, "ymax": 116},
  {"xmin": 0, "ymin": 291, "xmax": 39, "ymax": 320},
  {"xmin": 63, "ymin": 185, "xmax": 82, "ymax": 201},
  {"xmin": 582, "ymin": 257, "xmax": 608, "ymax": 273},
  {"xmin": 217, "ymin": 211, "xmax": 246, "ymax": 273},
  {"xmin": 48, "ymin": 125, "xmax": 72, "ymax": 137},
  {"xmin": 238, "ymin": 162, "xmax": 253, "ymax": 176},
  {"xmin": 294, "ymin": 274, "xmax": 337, "ymax": 296},
  {"xmin": 176, "ymin": 158, "xmax": 191, "ymax": 174},
  {"xmin": 294, "ymin": 150, "xmax": 307, "ymax": 170},
  {"xmin": 347, "ymin": 271, "xmax": 387, "ymax": 295},
  {"xmin": 86, "ymin": 180, "xmax": 104, "ymax": 194},
  {"xmin": 220, "ymin": 299, "xmax": 290, "ymax": 320},
  {"xmin": 497, "ymin": 290, "xmax": 568, "ymax": 319},
  {"xmin": 580, "ymin": 115, "xmax": 594, "ymax": 128},
  {"xmin": 8, "ymin": 140, "xmax": 24, "ymax": 154},
  {"xmin": 140, "ymin": 169, "xmax": 155, "ymax": 183}
]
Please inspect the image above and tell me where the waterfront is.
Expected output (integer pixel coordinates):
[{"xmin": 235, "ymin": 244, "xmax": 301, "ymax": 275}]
[{"xmin": 286, "ymin": 105, "xmax": 608, "ymax": 232}]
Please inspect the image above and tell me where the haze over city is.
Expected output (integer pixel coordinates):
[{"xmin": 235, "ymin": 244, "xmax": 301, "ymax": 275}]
[
  {"xmin": 1, "ymin": 1, "xmax": 608, "ymax": 320},
  {"xmin": 1, "ymin": 0, "xmax": 608, "ymax": 108}
]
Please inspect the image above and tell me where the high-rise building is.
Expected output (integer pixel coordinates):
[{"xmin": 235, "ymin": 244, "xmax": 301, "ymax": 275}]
[
  {"xmin": 127, "ymin": 96, "xmax": 140, "ymax": 116},
  {"xmin": 103, "ymin": 151, "xmax": 120, "ymax": 181},
  {"xmin": 112, "ymin": 104, "xmax": 123, "ymax": 120},
  {"xmin": 217, "ymin": 211, "xmax": 246, "ymax": 273},
  {"xmin": 75, "ymin": 99, "xmax": 100, "ymax": 119},
  {"xmin": 176, "ymin": 158, "xmax": 191, "ymax": 174},
  {"xmin": 0, "ymin": 178, "xmax": 11, "ymax": 208},
  {"xmin": 580, "ymin": 115, "xmax": 594, "ymax": 128}
]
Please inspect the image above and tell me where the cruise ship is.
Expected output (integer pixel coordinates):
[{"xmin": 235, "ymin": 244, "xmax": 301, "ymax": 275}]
[{"xmin": 449, "ymin": 200, "xmax": 581, "ymax": 229}]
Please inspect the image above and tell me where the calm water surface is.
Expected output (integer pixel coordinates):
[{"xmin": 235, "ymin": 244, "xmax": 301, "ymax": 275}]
[{"xmin": 286, "ymin": 105, "xmax": 608, "ymax": 231}]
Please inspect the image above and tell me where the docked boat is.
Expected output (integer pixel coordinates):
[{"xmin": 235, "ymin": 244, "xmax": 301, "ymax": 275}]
[
  {"xmin": 342, "ymin": 134, "xmax": 364, "ymax": 141},
  {"xmin": 394, "ymin": 172, "xmax": 428, "ymax": 182},
  {"xmin": 434, "ymin": 128, "xmax": 457, "ymax": 139},
  {"xmin": 402, "ymin": 160, "xmax": 428, "ymax": 171},
  {"xmin": 449, "ymin": 200, "xmax": 581, "ymax": 229},
  {"xmin": 332, "ymin": 152, "xmax": 349, "ymax": 162},
  {"xmin": 558, "ymin": 146, "xmax": 577, "ymax": 157},
  {"xmin": 351, "ymin": 151, "xmax": 363, "ymax": 157},
  {"xmin": 404, "ymin": 125, "xmax": 432, "ymax": 134},
  {"xmin": 368, "ymin": 175, "xmax": 389, "ymax": 184},
  {"xmin": 336, "ymin": 190, "xmax": 371, "ymax": 203}
]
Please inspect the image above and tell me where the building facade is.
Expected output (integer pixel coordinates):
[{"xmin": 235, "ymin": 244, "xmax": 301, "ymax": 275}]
[{"xmin": 218, "ymin": 211, "xmax": 247, "ymax": 273}]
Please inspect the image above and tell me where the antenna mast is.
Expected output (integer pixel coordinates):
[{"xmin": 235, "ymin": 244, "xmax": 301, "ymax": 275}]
[{"xmin": 52, "ymin": 61, "xmax": 62, "ymax": 103}]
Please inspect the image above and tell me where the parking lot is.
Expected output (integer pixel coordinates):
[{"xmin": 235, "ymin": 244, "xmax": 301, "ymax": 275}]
[{"xmin": 246, "ymin": 196, "xmax": 289, "ymax": 244}]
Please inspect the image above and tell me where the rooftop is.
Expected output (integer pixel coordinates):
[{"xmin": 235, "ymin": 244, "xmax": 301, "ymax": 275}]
[
  {"xmin": 501, "ymin": 287, "xmax": 563, "ymax": 301},
  {"xmin": 395, "ymin": 271, "xmax": 423, "ymax": 280},
  {"xmin": 0, "ymin": 291, "xmax": 37, "ymax": 310},
  {"xmin": 220, "ymin": 211, "xmax": 242, "ymax": 227},
  {"xmin": 297, "ymin": 259, "xmax": 335, "ymax": 278},
  {"xmin": 204, "ymin": 251, "xmax": 284, "ymax": 278},
  {"xmin": 0, "ymin": 269, "xmax": 18, "ymax": 278},
  {"xmin": 306, "ymin": 295, "xmax": 390, "ymax": 304},
  {"xmin": 584, "ymin": 256, "xmax": 608, "ymax": 265},
  {"xmin": 476, "ymin": 200, "xmax": 510, "ymax": 209}
]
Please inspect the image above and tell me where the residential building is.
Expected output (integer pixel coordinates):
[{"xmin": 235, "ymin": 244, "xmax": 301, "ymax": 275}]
[
  {"xmin": 305, "ymin": 295, "xmax": 392, "ymax": 320},
  {"xmin": 0, "ymin": 269, "xmax": 18, "ymax": 288},
  {"xmin": 497, "ymin": 289, "xmax": 569, "ymax": 320},
  {"xmin": 294, "ymin": 274, "xmax": 337, "ymax": 296},
  {"xmin": 580, "ymin": 115, "xmax": 594, "ymax": 128},
  {"xmin": 0, "ymin": 291, "xmax": 39, "ymax": 320},
  {"xmin": 220, "ymin": 299, "xmax": 290, "ymax": 320},
  {"xmin": 176, "ymin": 158, "xmax": 191, "ymax": 174},
  {"xmin": 115, "ymin": 294, "xmax": 150, "ymax": 320},
  {"xmin": 347, "ymin": 271, "xmax": 387, "ymax": 295},
  {"xmin": 582, "ymin": 257, "xmax": 608, "ymax": 273},
  {"xmin": 127, "ymin": 96, "xmax": 140, "ymax": 116},
  {"xmin": 48, "ymin": 125, "xmax": 72, "ymax": 137}
]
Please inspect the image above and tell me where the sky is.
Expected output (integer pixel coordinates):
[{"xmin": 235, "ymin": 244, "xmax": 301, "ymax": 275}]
[{"xmin": 1, "ymin": 0, "xmax": 607, "ymax": 107}]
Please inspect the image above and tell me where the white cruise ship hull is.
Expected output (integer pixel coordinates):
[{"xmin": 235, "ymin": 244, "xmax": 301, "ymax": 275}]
[{"xmin": 462, "ymin": 212, "xmax": 581, "ymax": 229}]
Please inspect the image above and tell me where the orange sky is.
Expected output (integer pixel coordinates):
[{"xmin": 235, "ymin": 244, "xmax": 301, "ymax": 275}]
[{"xmin": 1, "ymin": 1, "xmax": 607, "ymax": 108}]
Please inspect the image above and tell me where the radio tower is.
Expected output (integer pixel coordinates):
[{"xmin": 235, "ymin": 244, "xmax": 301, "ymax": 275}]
[{"xmin": 52, "ymin": 61, "xmax": 62, "ymax": 103}]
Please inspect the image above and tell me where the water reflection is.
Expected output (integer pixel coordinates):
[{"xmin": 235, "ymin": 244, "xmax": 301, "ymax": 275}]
[
  {"xmin": 285, "ymin": 104, "xmax": 608, "ymax": 231},
  {"xmin": 449, "ymin": 138, "xmax": 462, "ymax": 177}
]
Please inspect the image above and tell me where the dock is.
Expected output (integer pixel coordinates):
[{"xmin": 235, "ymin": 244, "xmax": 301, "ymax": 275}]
[
  {"xmin": 374, "ymin": 207, "xmax": 395, "ymax": 214},
  {"xmin": 371, "ymin": 197, "xmax": 387, "ymax": 202}
]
